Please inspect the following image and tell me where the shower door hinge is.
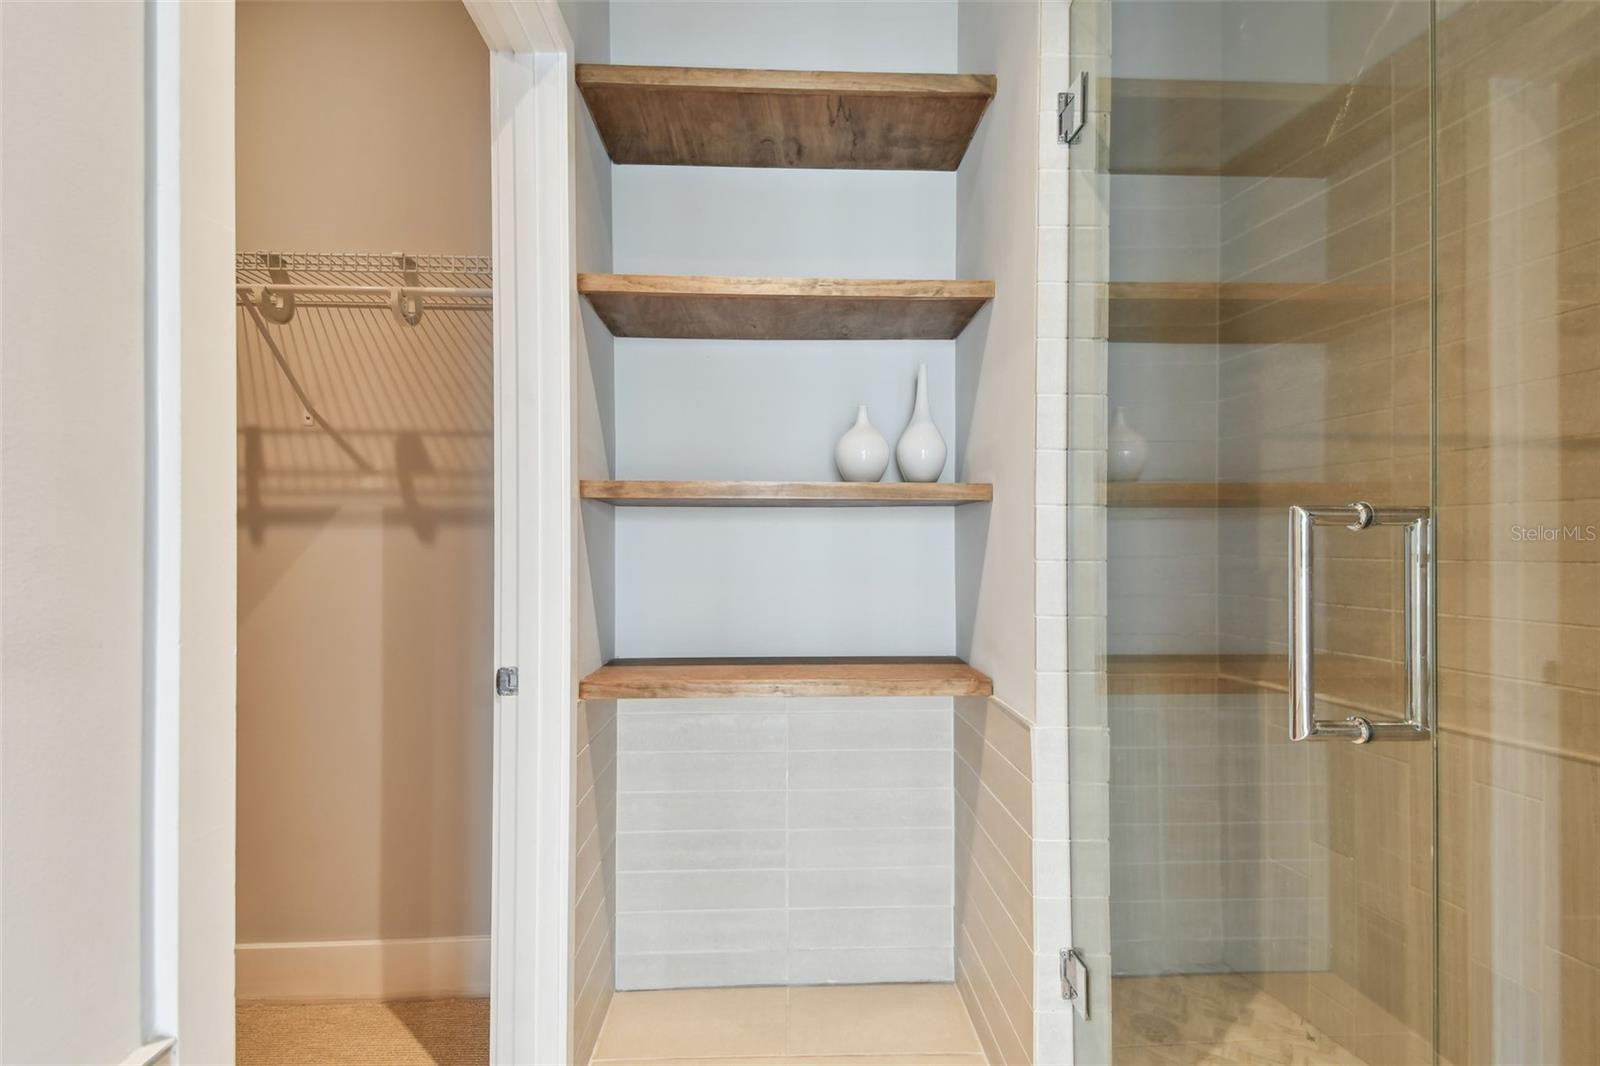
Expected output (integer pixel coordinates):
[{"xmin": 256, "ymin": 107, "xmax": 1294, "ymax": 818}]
[
  {"xmin": 1060, "ymin": 947, "xmax": 1090, "ymax": 1019},
  {"xmin": 1058, "ymin": 71, "xmax": 1088, "ymax": 145},
  {"xmin": 495, "ymin": 667, "xmax": 519, "ymax": 696}
]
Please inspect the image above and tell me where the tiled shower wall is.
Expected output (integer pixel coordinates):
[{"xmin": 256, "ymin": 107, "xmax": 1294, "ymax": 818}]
[
  {"xmin": 572, "ymin": 699, "xmax": 619, "ymax": 1064},
  {"xmin": 955, "ymin": 696, "xmax": 1035, "ymax": 1066},
  {"xmin": 1061, "ymin": 0, "xmax": 1113, "ymax": 1059},
  {"xmin": 1035, "ymin": 2, "xmax": 1076, "ymax": 1063},
  {"xmin": 613, "ymin": 697, "xmax": 955, "ymax": 989},
  {"xmin": 1433, "ymin": 4, "xmax": 1600, "ymax": 1062}
]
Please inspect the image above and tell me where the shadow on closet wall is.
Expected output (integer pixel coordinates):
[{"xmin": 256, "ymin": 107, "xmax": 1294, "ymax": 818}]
[{"xmin": 234, "ymin": 290, "xmax": 495, "ymax": 967}]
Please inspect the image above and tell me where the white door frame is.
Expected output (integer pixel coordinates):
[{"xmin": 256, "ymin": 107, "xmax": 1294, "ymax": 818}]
[
  {"xmin": 156, "ymin": 2, "xmax": 577, "ymax": 1061},
  {"xmin": 463, "ymin": 3, "xmax": 578, "ymax": 1064}
]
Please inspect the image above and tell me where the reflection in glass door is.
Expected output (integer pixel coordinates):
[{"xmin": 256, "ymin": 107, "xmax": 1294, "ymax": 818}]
[{"xmin": 1067, "ymin": 1, "xmax": 1442, "ymax": 1062}]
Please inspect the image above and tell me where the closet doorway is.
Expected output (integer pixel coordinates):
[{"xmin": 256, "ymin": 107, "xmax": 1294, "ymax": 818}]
[{"xmin": 232, "ymin": 4, "xmax": 506, "ymax": 1061}]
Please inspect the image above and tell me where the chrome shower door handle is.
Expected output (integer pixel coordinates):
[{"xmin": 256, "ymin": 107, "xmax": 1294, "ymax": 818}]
[{"xmin": 1288, "ymin": 502, "xmax": 1433, "ymax": 743}]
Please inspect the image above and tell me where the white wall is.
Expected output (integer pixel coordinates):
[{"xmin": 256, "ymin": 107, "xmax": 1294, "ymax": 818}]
[
  {"xmin": 954, "ymin": 0, "xmax": 1042, "ymax": 719},
  {"xmin": 1, "ymin": 2, "xmax": 237, "ymax": 1060},
  {"xmin": 948, "ymin": 3, "xmax": 1049, "ymax": 1061},
  {"xmin": 610, "ymin": 1, "xmax": 961, "ymax": 659},
  {"xmin": 563, "ymin": 0, "xmax": 618, "ymax": 1059},
  {"xmin": 234, "ymin": 0, "xmax": 495, "ymax": 981},
  {"xmin": 568, "ymin": 0, "xmax": 617, "ymax": 676},
  {"xmin": 0, "ymin": 3, "xmax": 149, "ymax": 1059}
]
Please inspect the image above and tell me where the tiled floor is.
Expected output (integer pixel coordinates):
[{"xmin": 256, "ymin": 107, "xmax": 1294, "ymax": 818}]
[
  {"xmin": 1112, "ymin": 974, "xmax": 1368, "ymax": 1065},
  {"xmin": 590, "ymin": 983, "xmax": 988, "ymax": 1065}
]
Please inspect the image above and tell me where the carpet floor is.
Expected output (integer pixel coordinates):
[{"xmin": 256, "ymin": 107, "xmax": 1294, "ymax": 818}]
[{"xmin": 236, "ymin": 998, "xmax": 488, "ymax": 1065}]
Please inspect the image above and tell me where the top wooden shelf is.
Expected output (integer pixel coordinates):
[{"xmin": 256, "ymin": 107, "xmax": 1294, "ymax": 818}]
[
  {"xmin": 1108, "ymin": 78, "xmax": 1392, "ymax": 178},
  {"xmin": 577, "ymin": 64, "xmax": 996, "ymax": 170}
]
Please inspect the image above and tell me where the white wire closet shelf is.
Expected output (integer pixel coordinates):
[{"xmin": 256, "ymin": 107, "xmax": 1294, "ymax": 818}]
[{"xmin": 235, "ymin": 250, "xmax": 493, "ymax": 324}]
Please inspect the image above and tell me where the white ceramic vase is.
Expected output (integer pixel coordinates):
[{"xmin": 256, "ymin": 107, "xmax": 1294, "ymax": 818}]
[
  {"xmin": 895, "ymin": 364, "xmax": 947, "ymax": 483},
  {"xmin": 834, "ymin": 404, "xmax": 890, "ymax": 482},
  {"xmin": 1107, "ymin": 405, "xmax": 1148, "ymax": 481}
]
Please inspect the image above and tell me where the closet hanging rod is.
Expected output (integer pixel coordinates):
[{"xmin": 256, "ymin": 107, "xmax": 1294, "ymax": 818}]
[{"xmin": 235, "ymin": 283, "xmax": 492, "ymax": 299}]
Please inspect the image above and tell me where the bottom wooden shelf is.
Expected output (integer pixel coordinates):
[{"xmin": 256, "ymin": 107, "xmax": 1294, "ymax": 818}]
[
  {"xmin": 579, "ymin": 657, "xmax": 994, "ymax": 699},
  {"xmin": 1106, "ymin": 481, "xmax": 1388, "ymax": 508},
  {"xmin": 1107, "ymin": 653, "xmax": 1401, "ymax": 714}
]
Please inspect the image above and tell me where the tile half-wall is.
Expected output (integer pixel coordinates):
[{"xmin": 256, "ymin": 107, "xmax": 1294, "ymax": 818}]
[
  {"xmin": 955, "ymin": 695, "xmax": 1036, "ymax": 1066},
  {"xmin": 572, "ymin": 698, "xmax": 619, "ymax": 1065},
  {"xmin": 613, "ymin": 697, "xmax": 956, "ymax": 989}
]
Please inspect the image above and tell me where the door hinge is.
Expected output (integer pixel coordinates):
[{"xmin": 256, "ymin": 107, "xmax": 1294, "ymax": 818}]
[
  {"xmin": 1058, "ymin": 70, "xmax": 1088, "ymax": 145},
  {"xmin": 1060, "ymin": 947, "xmax": 1090, "ymax": 1019},
  {"xmin": 495, "ymin": 667, "xmax": 519, "ymax": 696}
]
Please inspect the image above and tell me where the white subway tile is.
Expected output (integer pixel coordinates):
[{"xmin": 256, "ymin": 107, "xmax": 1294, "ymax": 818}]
[
  {"xmin": 616, "ymin": 950, "xmax": 787, "ymax": 991},
  {"xmin": 788, "ymin": 708, "xmax": 952, "ymax": 751},
  {"xmin": 617, "ymin": 909, "xmax": 786, "ymax": 955},
  {"xmin": 789, "ymin": 906, "xmax": 954, "ymax": 950},
  {"xmin": 618, "ymin": 710, "xmax": 785, "ymax": 752},
  {"xmin": 618, "ymin": 870, "xmax": 786, "ymax": 913},
  {"xmin": 789, "ymin": 787, "xmax": 954, "ymax": 830},
  {"xmin": 1036, "ymin": 560, "xmax": 1068, "ymax": 617},
  {"xmin": 790, "ymin": 748, "xmax": 951, "ymax": 790},
  {"xmin": 617, "ymin": 829, "xmax": 786, "ymax": 872},
  {"xmin": 789, "ymin": 826, "xmax": 951, "ymax": 870},
  {"xmin": 790, "ymin": 867, "xmax": 952, "ymax": 909},
  {"xmin": 619, "ymin": 790, "xmax": 786, "ymax": 831},
  {"xmin": 1037, "ymin": 394, "xmax": 1069, "ymax": 449},
  {"xmin": 619, "ymin": 751, "xmax": 786, "ymax": 793},
  {"xmin": 789, "ymin": 947, "xmax": 954, "ymax": 984}
]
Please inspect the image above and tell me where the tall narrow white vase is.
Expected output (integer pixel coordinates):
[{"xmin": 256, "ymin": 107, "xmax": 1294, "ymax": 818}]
[
  {"xmin": 1107, "ymin": 405, "xmax": 1148, "ymax": 481},
  {"xmin": 895, "ymin": 364, "xmax": 947, "ymax": 483}
]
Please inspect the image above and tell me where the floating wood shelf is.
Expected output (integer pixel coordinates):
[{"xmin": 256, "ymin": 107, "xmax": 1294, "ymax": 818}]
[
  {"xmin": 578, "ymin": 274, "xmax": 994, "ymax": 340},
  {"xmin": 1108, "ymin": 78, "xmax": 1393, "ymax": 178},
  {"xmin": 1107, "ymin": 281, "xmax": 1415, "ymax": 345},
  {"xmin": 580, "ymin": 657, "xmax": 994, "ymax": 699},
  {"xmin": 1107, "ymin": 653, "xmax": 1400, "ymax": 713},
  {"xmin": 1106, "ymin": 481, "xmax": 1386, "ymax": 509},
  {"xmin": 576, "ymin": 64, "xmax": 996, "ymax": 170},
  {"xmin": 581, "ymin": 480, "xmax": 992, "ymax": 506}
]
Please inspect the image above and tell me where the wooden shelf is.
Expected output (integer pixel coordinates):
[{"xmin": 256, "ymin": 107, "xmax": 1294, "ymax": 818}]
[
  {"xmin": 581, "ymin": 480, "xmax": 993, "ymax": 506},
  {"xmin": 1106, "ymin": 481, "xmax": 1386, "ymax": 509},
  {"xmin": 576, "ymin": 64, "xmax": 996, "ymax": 171},
  {"xmin": 1108, "ymin": 78, "xmax": 1392, "ymax": 178},
  {"xmin": 1107, "ymin": 653, "xmax": 1400, "ymax": 713},
  {"xmin": 1108, "ymin": 282, "xmax": 1227, "ymax": 345},
  {"xmin": 1108, "ymin": 281, "xmax": 1410, "ymax": 345},
  {"xmin": 580, "ymin": 657, "xmax": 993, "ymax": 699},
  {"xmin": 578, "ymin": 273, "xmax": 994, "ymax": 340}
]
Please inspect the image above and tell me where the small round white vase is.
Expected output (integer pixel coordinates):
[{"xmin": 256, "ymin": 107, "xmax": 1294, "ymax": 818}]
[
  {"xmin": 834, "ymin": 404, "xmax": 890, "ymax": 482},
  {"xmin": 1107, "ymin": 405, "xmax": 1148, "ymax": 481},
  {"xmin": 895, "ymin": 364, "xmax": 947, "ymax": 483}
]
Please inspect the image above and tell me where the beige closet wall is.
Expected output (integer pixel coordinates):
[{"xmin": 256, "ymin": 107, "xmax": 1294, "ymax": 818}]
[{"xmin": 235, "ymin": 0, "xmax": 493, "ymax": 962}]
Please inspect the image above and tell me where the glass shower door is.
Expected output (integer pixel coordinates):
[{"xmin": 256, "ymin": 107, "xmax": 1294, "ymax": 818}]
[{"xmin": 1066, "ymin": 1, "xmax": 1441, "ymax": 1062}]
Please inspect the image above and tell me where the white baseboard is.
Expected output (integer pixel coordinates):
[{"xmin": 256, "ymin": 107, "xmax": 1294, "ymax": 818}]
[{"xmin": 236, "ymin": 935, "xmax": 490, "ymax": 1001}]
